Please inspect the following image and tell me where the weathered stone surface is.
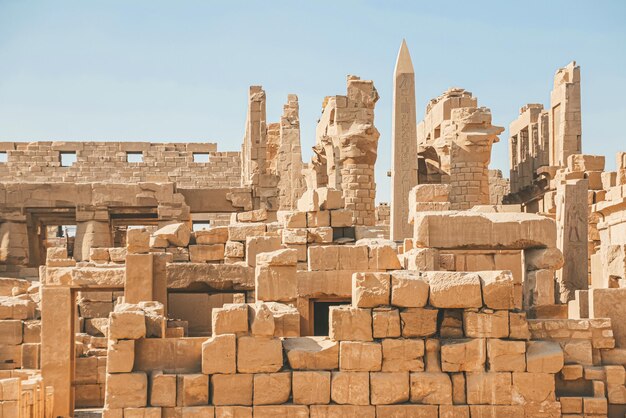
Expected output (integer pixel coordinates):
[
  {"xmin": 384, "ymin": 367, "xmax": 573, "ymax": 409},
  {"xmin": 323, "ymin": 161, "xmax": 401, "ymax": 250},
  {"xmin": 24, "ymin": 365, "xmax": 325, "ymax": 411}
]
[
  {"xmin": 202, "ymin": 334, "xmax": 236, "ymax": 374},
  {"xmin": 153, "ymin": 222, "xmax": 191, "ymax": 247},
  {"xmin": 189, "ymin": 244, "xmax": 224, "ymax": 262},
  {"xmin": 382, "ymin": 339, "xmax": 424, "ymax": 372},
  {"xmin": 525, "ymin": 341, "xmax": 564, "ymax": 373},
  {"xmin": 212, "ymin": 304, "xmax": 248, "ymax": 336},
  {"xmin": 525, "ymin": 248, "xmax": 564, "ymax": 271},
  {"xmin": 109, "ymin": 310, "xmax": 146, "ymax": 340},
  {"xmin": 409, "ymin": 372, "xmax": 452, "ymax": 404},
  {"xmin": 329, "ymin": 306, "xmax": 372, "ymax": 342},
  {"xmin": 194, "ymin": 226, "xmax": 229, "ymax": 244},
  {"xmin": 211, "ymin": 374, "xmax": 253, "ymax": 406},
  {"xmin": 150, "ymin": 371, "xmax": 176, "ymax": 407},
  {"xmin": 339, "ymin": 341, "xmax": 382, "ymax": 372},
  {"xmin": 372, "ymin": 308, "xmax": 401, "ymax": 338},
  {"xmin": 256, "ymin": 249, "xmax": 298, "ymax": 267},
  {"xmin": 441, "ymin": 339, "xmax": 486, "ymax": 372},
  {"xmin": 479, "ymin": 271, "xmax": 515, "ymax": 310},
  {"xmin": 330, "ymin": 371, "xmax": 369, "ymax": 406},
  {"xmin": 400, "ymin": 308, "xmax": 438, "ymax": 337},
  {"xmin": 255, "ymin": 265, "xmax": 297, "ymax": 302},
  {"xmin": 370, "ymin": 372, "xmax": 409, "ymax": 405},
  {"xmin": 176, "ymin": 374, "xmax": 209, "ymax": 407},
  {"xmin": 487, "ymin": 339, "xmax": 526, "ymax": 372},
  {"xmin": 424, "ymin": 272, "xmax": 482, "ymax": 308},
  {"xmin": 237, "ymin": 336, "xmax": 283, "ymax": 373},
  {"xmin": 390, "ymin": 271, "xmax": 429, "ymax": 307},
  {"xmin": 228, "ymin": 223, "xmax": 266, "ymax": 242},
  {"xmin": 292, "ymin": 371, "xmax": 330, "ymax": 405},
  {"xmin": 283, "ymin": 337, "xmax": 339, "ymax": 370},
  {"xmin": 310, "ymin": 405, "xmax": 375, "ymax": 418},
  {"xmin": 352, "ymin": 272, "xmax": 390, "ymax": 308},
  {"xmin": 252, "ymin": 372, "xmax": 291, "ymax": 405},
  {"xmin": 104, "ymin": 372, "xmax": 148, "ymax": 409},
  {"xmin": 463, "ymin": 310, "xmax": 509, "ymax": 338},
  {"xmin": 107, "ymin": 339, "xmax": 134, "ymax": 373},
  {"xmin": 511, "ymin": 372, "xmax": 555, "ymax": 404},
  {"xmin": 466, "ymin": 372, "xmax": 512, "ymax": 405}
]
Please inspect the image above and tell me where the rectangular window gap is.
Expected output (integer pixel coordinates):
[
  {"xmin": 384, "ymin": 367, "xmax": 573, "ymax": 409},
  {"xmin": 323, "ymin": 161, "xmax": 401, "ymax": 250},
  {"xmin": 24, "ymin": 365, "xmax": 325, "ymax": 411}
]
[
  {"xmin": 60, "ymin": 152, "xmax": 77, "ymax": 167},
  {"xmin": 193, "ymin": 153, "xmax": 210, "ymax": 163},
  {"xmin": 127, "ymin": 152, "xmax": 143, "ymax": 163},
  {"xmin": 0, "ymin": 152, "xmax": 7, "ymax": 163}
]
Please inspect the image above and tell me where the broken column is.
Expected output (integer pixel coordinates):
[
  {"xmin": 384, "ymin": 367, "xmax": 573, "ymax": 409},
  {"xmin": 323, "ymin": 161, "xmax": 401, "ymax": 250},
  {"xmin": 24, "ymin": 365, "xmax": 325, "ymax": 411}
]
[
  {"xmin": 549, "ymin": 61, "xmax": 582, "ymax": 167},
  {"xmin": 275, "ymin": 95, "xmax": 306, "ymax": 210},
  {"xmin": 390, "ymin": 40, "xmax": 418, "ymax": 241}
]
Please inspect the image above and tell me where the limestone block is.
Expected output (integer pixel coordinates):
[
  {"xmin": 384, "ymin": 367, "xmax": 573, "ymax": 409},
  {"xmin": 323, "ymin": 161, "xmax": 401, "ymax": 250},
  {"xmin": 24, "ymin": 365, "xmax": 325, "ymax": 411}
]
[
  {"xmin": 109, "ymin": 310, "xmax": 146, "ymax": 340},
  {"xmin": 223, "ymin": 241, "xmax": 244, "ymax": 259},
  {"xmin": 441, "ymin": 339, "xmax": 486, "ymax": 372},
  {"xmin": 194, "ymin": 226, "xmax": 229, "ymax": 244},
  {"xmin": 277, "ymin": 211, "xmax": 307, "ymax": 228},
  {"xmin": 511, "ymin": 372, "xmax": 555, "ymax": 405},
  {"xmin": 583, "ymin": 397, "xmax": 608, "ymax": 414},
  {"xmin": 307, "ymin": 227, "xmax": 333, "ymax": 244},
  {"xmin": 228, "ymin": 223, "xmax": 266, "ymax": 242},
  {"xmin": 252, "ymin": 372, "xmax": 291, "ymax": 405},
  {"xmin": 212, "ymin": 304, "xmax": 248, "ymax": 336},
  {"xmin": 560, "ymin": 364, "xmax": 583, "ymax": 380},
  {"xmin": 307, "ymin": 211, "xmax": 330, "ymax": 227},
  {"xmin": 463, "ymin": 310, "xmax": 509, "ymax": 338},
  {"xmin": 317, "ymin": 187, "xmax": 344, "ymax": 210},
  {"xmin": 214, "ymin": 406, "xmax": 252, "ymax": 418},
  {"xmin": 409, "ymin": 372, "xmax": 452, "ymax": 404},
  {"xmin": 527, "ymin": 269, "xmax": 555, "ymax": 307},
  {"xmin": 211, "ymin": 374, "xmax": 253, "ymax": 406},
  {"xmin": 104, "ymin": 372, "xmax": 148, "ymax": 409},
  {"xmin": 282, "ymin": 228, "xmax": 308, "ymax": 245},
  {"xmin": 479, "ymin": 271, "xmax": 515, "ymax": 310},
  {"xmin": 245, "ymin": 236, "xmax": 281, "ymax": 267},
  {"xmin": 525, "ymin": 248, "xmax": 564, "ymax": 271},
  {"xmin": 360, "ymin": 240, "xmax": 401, "ymax": 270},
  {"xmin": 310, "ymin": 405, "xmax": 375, "ymax": 418},
  {"xmin": 189, "ymin": 245, "xmax": 224, "ymax": 262},
  {"xmin": 376, "ymin": 405, "xmax": 440, "ymax": 418},
  {"xmin": 297, "ymin": 189, "xmax": 320, "ymax": 212},
  {"xmin": 330, "ymin": 371, "xmax": 369, "ymax": 405},
  {"xmin": 373, "ymin": 308, "xmax": 401, "ymax": 338},
  {"xmin": 328, "ymin": 306, "xmax": 372, "ymax": 341},
  {"xmin": 153, "ymin": 223, "xmax": 191, "ymax": 247},
  {"xmin": 127, "ymin": 228, "xmax": 150, "ymax": 254},
  {"xmin": 176, "ymin": 374, "xmax": 208, "ymax": 407},
  {"xmin": 352, "ymin": 272, "xmax": 390, "ymax": 308},
  {"xmin": 487, "ymin": 339, "xmax": 525, "ymax": 372},
  {"xmin": 256, "ymin": 249, "xmax": 297, "ymax": 267},
  {"xmin": 47, "ymin": 246, "xmax": 68, "ymax": 260},
  {"xmin": 0, "ymin": 320, "xmax": 22, "ymax": 344},
  {"xmin": 237, "ymin": 336, "xmax": 283, "ymax": 373},
  {"xmin": 370, "ymin": 372, "xmax": 409, "ymax": 405},
  {"xmin": 202, "ymin": 334, "xmax": 236, "ymax": 374},
  {"xmin": 150, "ymin": 371, "xmax": 176, "ymax": 407},
  {"xmin": 465, "ymin": 372, "xmax": 512, "ymax": 405},
  {"xmin": 390, "ymin": 271, "xmax": 429, "ymax": 308},
  {"xmin": 107, "ymin": 339, "xmax": 134, "ymax": 373},
  {"xmin": 451, "ymin": 373, "xmax": 466, "ymax": 405},
  {"xmin": 253, "ymin": 405, "xmax": 308, "ymax": 418},
  {"xmin": 424, "ymin": 272, "xmax": 482, "ymax": 309},
  {"xmin": 292, "ymin": 371, "xmax": 330, "ymax": 405},
  {"xmin": 283, "ymin": 337, "xmax": 339, "ymax": 370},
  {"xmin": 248, "ymin": 303, "xmax": 275, "ymax": 336},
  {"xmin": 560, "ymin": 396, "xmax": 582, "ymax": 414},
  {"xmin": 402, "ymin": 248, "xmax": 439, "ymax": 271},
  {"xmin": 255, "ymin": 265, "xmax": 297, "ymax": 302},
  {"xmin": 307, "ymin": 246, "xmax": 339, "ymax": 271},
  {"xmin": 330, "ymin": 210, "xmax": 353, "ymax": 227},
  {"xmin": 525, "ymin": 341, "xmax": 564, "ymax": 373},
  {"xmin": 400, "ymin": 308, "xmax": 438, "ymax": 337},
  {"xmin": 339, "ymin": 341, "xmax": 382, "ymax": 372},
  {"xmin": 381, "ymin": 339, "xmax": 424, "ymax": 372},
  {"xmin": 568, "ymin": 154, "xmax": 605, "ymax": 171}
]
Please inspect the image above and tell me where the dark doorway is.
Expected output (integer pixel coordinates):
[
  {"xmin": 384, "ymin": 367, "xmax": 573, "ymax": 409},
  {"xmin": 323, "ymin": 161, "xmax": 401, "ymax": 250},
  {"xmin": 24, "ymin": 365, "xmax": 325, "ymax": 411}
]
[{"xmin": 312, "ymin": 300, "xmax": 349, "ymax": 336}]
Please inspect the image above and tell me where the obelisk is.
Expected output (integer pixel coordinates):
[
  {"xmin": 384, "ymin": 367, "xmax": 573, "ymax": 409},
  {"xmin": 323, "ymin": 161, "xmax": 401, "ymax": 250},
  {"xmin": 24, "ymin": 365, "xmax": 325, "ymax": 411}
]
[{"xmin": 390, "ymin": 39, "xmax": 418, "ymax": 241}]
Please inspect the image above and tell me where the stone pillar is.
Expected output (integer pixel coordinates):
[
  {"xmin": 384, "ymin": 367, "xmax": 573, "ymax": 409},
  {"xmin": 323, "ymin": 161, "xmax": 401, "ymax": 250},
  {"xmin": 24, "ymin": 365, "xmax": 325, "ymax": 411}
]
[
  {"xmin": 74, "ymin": 220, "xmax": 111, "ymax": 262},
  {"xmin": 556, "ymin": 178, "xmax": 589, "ymax": 302},
  {"xmin": 0, "ymin": 220, "xmax": 29, "ymax": 266},
  {"xmin": 276, "ymin": 95, "xmax": 305, "ymax": 210},
  {"xmin": 41, "ymin": 286, "xmax": 73, "ymax": 418},
  {"xmin": 125, "ymin": 253, "xmax": 154, "ymax": 304},
  {"xmin": 447, "ymin": 107, "xmax": 503, "ymax": 210},
  {"xmin": 549, "ymin": 61, "xmax": 581, "ymax": 167},
  {"xmin": 390, "ymin": 40, "xmax": 418, "ymax": 241},
  {"xmin": 341, "ymin": 163, "xmax": 376, "ymax": 226},
  {"xmin": 241, "ymin": 86, "xmax": 267, "ymax": 187}
]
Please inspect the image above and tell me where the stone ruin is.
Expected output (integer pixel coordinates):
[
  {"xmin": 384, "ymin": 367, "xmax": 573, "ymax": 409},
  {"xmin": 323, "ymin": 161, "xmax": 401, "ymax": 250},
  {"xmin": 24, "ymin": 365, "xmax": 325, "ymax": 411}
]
[{"xmin": 0, "ymin": 42, "xmax": 625, "ymax": 418}]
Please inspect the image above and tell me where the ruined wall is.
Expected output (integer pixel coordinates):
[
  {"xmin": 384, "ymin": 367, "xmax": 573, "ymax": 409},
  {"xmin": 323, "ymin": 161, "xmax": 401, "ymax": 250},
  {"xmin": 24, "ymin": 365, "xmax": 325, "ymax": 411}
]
[
  {"xmin": 509, "ymin": 104, "xmax": 549, "ymax": 193},
  {"xmin": 550, "ymin": 61, "xmax": 582, "ymax": 167},
  {"xmin": 0, "ymin": 142, "xmax": 240, "ymax": 188},
  {"xmin": 488, "ymin": 170, "xmax": 510, "ymax": 205}
]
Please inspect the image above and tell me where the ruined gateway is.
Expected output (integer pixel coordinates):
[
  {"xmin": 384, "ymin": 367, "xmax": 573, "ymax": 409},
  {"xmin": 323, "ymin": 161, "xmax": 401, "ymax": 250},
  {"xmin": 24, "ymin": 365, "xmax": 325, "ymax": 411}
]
[{"xmin": 1, "ymin": 41, "xmax": 626, "ymax": 418}]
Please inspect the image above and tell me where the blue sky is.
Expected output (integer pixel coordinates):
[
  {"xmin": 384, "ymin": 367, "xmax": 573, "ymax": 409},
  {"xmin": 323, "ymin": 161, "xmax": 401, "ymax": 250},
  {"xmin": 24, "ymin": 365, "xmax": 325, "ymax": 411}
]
[{"xmin": 1, "ymin": 1, "xmax": 625, "ymax": 203}]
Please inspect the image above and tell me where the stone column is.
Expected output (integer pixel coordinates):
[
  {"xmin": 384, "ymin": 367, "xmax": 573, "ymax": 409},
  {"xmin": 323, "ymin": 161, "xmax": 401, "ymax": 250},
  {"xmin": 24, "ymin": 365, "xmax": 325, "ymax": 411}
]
[
  {"xmin": 276, "ymin": 95, "xmax": 305, "ymax": 210},
  {"xmin": 447, "ymin": 107, "xmax": 503, "ymax": 210},
  {"xmin": 0, "ymin": 220, "xmax": 29, "ymax": 266},
  {"xmin": 390, "ymin": 40, "xmax": 418, "ymax": 241},
  {"xmin": 74, "ymin": 219, "xmax": 112, "ymax": 262},
  {"xmin": 556, "ymin": 178, "xmax": 589, "ymax": 302},
  {"xmin": 549, "ymin": 61, "xmax": 581, "ymax": 167},
  {"xmin": 241, "ymin": 86, "xmax": 267, "ymax": 187},
  {"xmin": 41, "ymin": 286, "xmax": 73, "ymax": 418}
]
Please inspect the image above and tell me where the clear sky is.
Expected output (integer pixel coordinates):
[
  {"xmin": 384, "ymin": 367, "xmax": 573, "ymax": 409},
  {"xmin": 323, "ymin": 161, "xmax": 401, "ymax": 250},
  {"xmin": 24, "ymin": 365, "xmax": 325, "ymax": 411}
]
[{"xmin": 1, "ymin": 1, "xmax": 625, "ymax": 203}]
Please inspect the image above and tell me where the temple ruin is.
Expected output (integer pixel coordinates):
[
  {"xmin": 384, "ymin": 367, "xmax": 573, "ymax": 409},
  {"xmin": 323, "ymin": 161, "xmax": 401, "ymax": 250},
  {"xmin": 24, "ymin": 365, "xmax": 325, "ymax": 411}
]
[{"xmin": 1, "ymin": 42, "xmax": 625, "ymax": 418}]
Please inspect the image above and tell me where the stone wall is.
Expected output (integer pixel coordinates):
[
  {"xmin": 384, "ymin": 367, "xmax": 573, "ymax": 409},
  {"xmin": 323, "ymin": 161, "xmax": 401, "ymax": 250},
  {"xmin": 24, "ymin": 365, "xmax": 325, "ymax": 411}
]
[{"xmin": 0, "ymin": 142, "xmax": 240, "ymax": 188}]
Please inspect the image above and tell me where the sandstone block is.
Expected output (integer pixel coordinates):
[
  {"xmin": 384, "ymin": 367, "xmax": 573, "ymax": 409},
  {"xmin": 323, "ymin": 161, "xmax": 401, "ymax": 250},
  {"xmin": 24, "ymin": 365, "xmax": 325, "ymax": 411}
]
[
  {"xmin": 310, "ymin": 405, "xmax": 375, "ymax": 418},
  {"xmin": 212, "ymin": 304, "xmax": 248, "ymax": 336},
  {"xmin": 123, "ymin": 408, "xmax": 161, "ymax": 418},
  {"xmin": 307, "ymin": 246, "xmax": 339, "ymax": 271},
  {"xmin": 365, "ymin": 242, "xmax": 402, "ymax": 271},
  {"xmin": 317, "ymin": 187, "xmax": 344, "ymax": 210},
  {"xmin": 425, "ymin": 272, "xmax": 482, "ymax": 308},
  {"xmin": 292, "ymin": 371, "xmax": 330, "ymax": 405},
  {"xmin": 214, "ymin": 406, "xmax": 252, "ymax": 418},
  {"xmin": 107, "ymin": 339, "xmax": 134, "ymax": 373},
  {"xmin": 509, "ymin": 312, "xmax": 531, "ymax": 340},
  {"xmin": 402, "ymin": 248, "xmax": 439, "ymax": 271},
  {"xmin": 409, "ymin": 372, "xmax": 452, "ymax": 404},
  {"xmin": 468, "ymin": 405, "xmax": 523, "ymax": 418},
  {"xmin": 256, "ymin": 249, "xmax": 297, "ymax": 267},
  {"xmin": 307, "ymin": 211, "xmax": 330, "ymax": 227},
  {"xmin": 282, "ymin": 228, "xmax": 308, "ymax": 245},
  {"xmin": 255, "ymin": 265, "xmax": 297, "ymax": 302},
  {"xmin": 237, "ymin": 208, "xmax": 268, "ymax": 222},
  {"xmin": 154, "ymin": 223, "xmax": 191, "ymax": 247},
  {"xmin": 526, "ymin": 341, "xmax": 564, "ymax": 373},
  {"xmin": 283, "ymin": 337, "xmax": 339, "ymax": 370},
  {"xmin": 463, "ymin": 310, "xmax": 509, "ymax": 338},
  {"xmin": 370, "ymin": 372, "xmax": 409, "ymax": 405},
  {"xmin": 150, "ymin": 371, "xmax": 176, "ymax": 407},
  {"xmin": 330, "ymin": 210, "xmax": 353, "ymax": 227},
  {"xmin": 248, "ymin": 303, "xmax": 275, "ymax": 337},
  {"xmin": 487, "ymin": 339, "xmax": 525, "ymax": 372},
  {"xmin": 176, "ymin": 374, "xmax": 208, "ymax": 407},
  {"xmin": 511, "ymin": 372, "xmax": 555, "ymax": 404},
  {"xmin": 372, "ymin": 308, "xmax": 401, "ymax": 338},
  {"xmin": 104, "ymin": 372, "xmax": 148, "ymax": 409},
  {"xmin": 189, "ymin": 244, "xmax": 224, "ymax": 262},
  {"xmin": 224, "ymin": 241, "xmax": 244, "ymax": 258},
  {"xmin": 127, "ymin": 228, "xmax": 150, "ymax": 254},
  {"xmin": 109, "ymin": 310, "xmax": 146, "ymax": 340},
  {"xmin": 277, "ymin": 211, "xmax": 307, "ymax": 228},
  {"xmin": 253, "ymin": 405, "xmax": 308, "ymax": 418},
  {"xmin": 307, "ymin": 227, "xmax": 333, "ymax": 244},
  {"xmin": 353, "ymin": 272, "xmax": 390, "ymax": 310},
  {"xmin": 297, "ymin": 189, "xmax": 320, "ymax": 212},
  {"xmin": 439, "ymin": 405, "xmax": 470, "ymax": 418},
  {"xmin": 328, "ymin": 306, "xmax": 372, "ymax": 341},
  {"xmin": 245, "ymin": 236, "xmax": 281, "ymax": 267},
  {"xmin": 466, "ymin": 372, "xmax": 512, "ymax": 405},
  {"xmin": 228, "ymin": 223, "xmax": 266, "ymax": 242},
  {"xmin": 202, "ymin": 334, "xmax": 236, "ymax": 374},
  {"xmin": 237, "ymin": 336, "xmax": 283, "ymax": 373},
  {"xmin": 195, "ymin": 226, "xmax": 229, "ymax": 244},
  {"xmin": 330, "ymin": 371, "xmax": 369, "ymax": 405},
  {"xmin": 253, "ymin": 372, "xmax": 291, "ymax": 405},
  {"xmin": 400, "ymin": 308, "xmax": 438, "ymax": 337},
  {"xmin": 382, "ymin": 339, "xmax": 424, "ymax": 372},
  {"xmin": 211, "ymin": 374, "xmax": 253, "ymax": 406},
  {"xmin": 339, "ymin": 341, "xmax": 381, "ymax": 372},
  {"xmin": 441, "ymin": 339, "xmax": 486, "ymax": 372},
  {"xmin": 0, "ymin": 320, "xmax": 22, "ymax": 345},
  {"xmin": 479, "ymin": 271, "xmax": 515, "ymax": 310},
  {"xmin": 525, "ymin": 248, "xmax": 564, "ymax": 271},
  {"xmin": 376, "ymin": 405, "xmax": 440, "ymax": 418},
  {"xmin": 560, "ymin": 396, "xmax": 582, "ymax": 413},
  {"xmin": 390, "ymin": 271, "xmax": 429, "ymax": 307}
]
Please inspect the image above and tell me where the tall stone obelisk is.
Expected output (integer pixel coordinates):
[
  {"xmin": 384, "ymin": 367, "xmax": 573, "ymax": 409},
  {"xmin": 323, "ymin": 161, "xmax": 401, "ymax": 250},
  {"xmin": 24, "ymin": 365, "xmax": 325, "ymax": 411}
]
[{"xmin": 390, "ymin": 39, "xmax": 418, "ymax": 241}]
